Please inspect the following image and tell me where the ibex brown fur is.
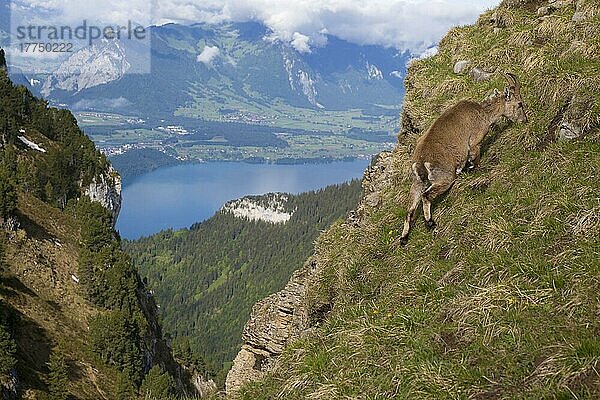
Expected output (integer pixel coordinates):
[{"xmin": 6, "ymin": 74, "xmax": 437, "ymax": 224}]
[{"xmin": 399, "ymin": 72, "xmax": 527, "ymax": 244}]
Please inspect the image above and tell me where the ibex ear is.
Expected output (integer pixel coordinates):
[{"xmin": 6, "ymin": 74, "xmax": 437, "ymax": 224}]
[{"xmin": 504, "ymin": 87, "xmax": 511, "ymax": 100}]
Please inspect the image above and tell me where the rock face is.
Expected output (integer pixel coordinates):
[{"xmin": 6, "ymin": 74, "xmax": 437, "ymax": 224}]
[
  {"xmin": 225, "ymin": 261, "xmax": 316, "ymax": 394},
  {"xmin": 222, "ymin": 193, "xmax": 293, "ymax": 224},
  {"xmin": 225, "ymin": 152, "xmax": 397, "ymax": 395},
  {"xmin": 42, "ymin": 39, "xmax": 130, "ymax": 96},
  {"xmin": 192, "ymin": 374, "xmax": 217, "ymax": 397},
  {"xmin": 83, "ymin": 165, "xmax": 122, "ymax": 223}
]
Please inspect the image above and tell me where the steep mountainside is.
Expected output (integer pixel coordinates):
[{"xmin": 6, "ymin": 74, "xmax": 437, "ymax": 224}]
[
  {"xmin": 228, "ymin": 0, "xmax": 600, "ymax": 398},
  {"xmin": 123, "ymin": 181, "xmax": 362, "ymax": 385},
  {"xmin": 0, "ymin": 51, "xmax": 189, "ymax": 399}
]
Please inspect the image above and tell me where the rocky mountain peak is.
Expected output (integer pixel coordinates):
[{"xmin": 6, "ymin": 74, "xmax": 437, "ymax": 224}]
[{"xmin": 41, "ymin": 39, "xmax": 130, "ymax": 96}]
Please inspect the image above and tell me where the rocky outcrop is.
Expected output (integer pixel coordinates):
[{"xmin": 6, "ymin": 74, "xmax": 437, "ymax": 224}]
[
  {"xmin": 41, "ymin": 39, "xmax": 131, "ymax": 96},
  {"xmin": 0, "ymin": 48, "xmax": 6, "ymax": 70},
  {"xmin": 222, "ymin": 193, "xmax": 293, "ymax": 224},
  {"xmin": 83, "ymin": 165, "xmax": 122, "ymax": 223},
  {"xmin": 192, "ymin": 373, "xmax": 217, "ymax": 397},
  {"xmin": 225, "ymin": 260, "xmax": 317, "ymax": 394},
  {"xmin": 225, "ymin": 153, "xmax": 397, "ymax": 395}
]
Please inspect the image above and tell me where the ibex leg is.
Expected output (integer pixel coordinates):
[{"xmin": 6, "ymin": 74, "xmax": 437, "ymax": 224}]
[
  {"xmin": 422, "ymin": 170, "xmax": 456, "ymax": 230},
  {"xmin": 399, "ymin": 181, "xmax": 423, "ymax": 244}
]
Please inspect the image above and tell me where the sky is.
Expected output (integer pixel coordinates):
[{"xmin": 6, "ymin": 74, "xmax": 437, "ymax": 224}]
[{"xmin": 7, "ymin": 0, "xmax": 501, "ymax": 53}]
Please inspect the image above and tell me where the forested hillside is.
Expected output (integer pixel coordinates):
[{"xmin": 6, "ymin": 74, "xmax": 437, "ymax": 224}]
[
  {"xmin": 237, "ymin": 0, "xmax": 600, "ymax": 398},
  {"xmin": 124, "ymin": 180, "xmax": 362, "ymax": 383},
  {"xmin": 0, "ymin": 48, "xmax": 188, "ymax": 399}
]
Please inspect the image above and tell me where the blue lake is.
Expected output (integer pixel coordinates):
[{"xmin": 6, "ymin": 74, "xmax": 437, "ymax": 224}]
[{"xmin": 116, "ymin": 160, "xmax": 370, "ymax": 239}]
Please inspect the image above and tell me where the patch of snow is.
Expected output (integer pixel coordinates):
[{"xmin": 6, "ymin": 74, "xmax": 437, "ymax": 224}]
[
  {"xmin": 366, "ymin": 62, "xmax": 383, "ymax": 80},
  {"xmin": 18, "ymin": 136, "xmax": 46, "ymax": 153},
  {"xmin": 390, "ymin": 70, "xmax": 403, "ymax": 79},
  {"xmin": 71, "ymin": 275, "xmax": 79, "ymax": 283},
  {"xmin": 222, "ymin": 194, "xmax": 293, "ymax": 224}
]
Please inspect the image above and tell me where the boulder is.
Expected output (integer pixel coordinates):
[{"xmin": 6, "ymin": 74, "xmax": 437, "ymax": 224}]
[
  {"xmin": 453, "ymin": 60, "xmax": 471, "ymax": 74},
  {"xmin": 572, "ymin": 10, "xmax": 585, "ymax": 21},
  {"xmin": 558, "ymin": 122, "xmax": 583, "ymax": 141},
  {"xmin": 470, "ymin": 67, "xmax": 494, "ymax": 82},
  {"xmin": 537, "ymin": 6, "xmax": 555, "ymax": 16},
  {"xmin": 572, "ymin": 0, "xmax": 588, "ymax": 21}
]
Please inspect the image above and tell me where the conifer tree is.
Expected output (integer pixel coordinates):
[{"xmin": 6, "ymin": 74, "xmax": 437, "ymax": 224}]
[
  {"xmin": 140, "ymin": 366, "xmax": 175, "ymax": 400},
  {"xmin": 0, "ymin": 324, "xmax": 16, "ymax": 378},
  {"xmin": 47, "ymin": 351, "xmax": 69, "ymax": 400},
  {"xmin": 115, "ymin": 372, "xmax": 138, "ymax": 400},
  {"xmin": 0, "ymin": 172, "xmax": 16, "ymax": 223}
]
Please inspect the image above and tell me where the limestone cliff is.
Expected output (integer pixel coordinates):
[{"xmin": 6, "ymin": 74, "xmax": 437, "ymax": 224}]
[{"xmin": 83, "ymin": 165, "xmax": 122, "ymax": 223}]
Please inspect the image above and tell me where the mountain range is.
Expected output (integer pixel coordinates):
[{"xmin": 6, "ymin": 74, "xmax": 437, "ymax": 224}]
[
  {"xmin": 1, "ymin": 22, "xmax": 409, "ymax": 124},
  {"xmin": 0, "ymin": 20, "xmax": 410, "ymax": 168}
]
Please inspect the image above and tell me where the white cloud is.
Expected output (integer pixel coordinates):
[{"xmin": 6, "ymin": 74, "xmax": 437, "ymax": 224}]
[
  {"xmin": 153, "ymin": 0, "xmax": 501, "ymax": 52},
  {"xmin": 415, "ymin": 46, "xmax": 439, "ymax": 60},
  {"xmin": 290, "ymin": 32, "xmax": 311, "ymax": 53},
  {"xmin": 197, "ymin": 45, "xmax": 220, "ymax": 65},
  {"xmin": 11, "ymin": 0, "xmax": 502, "ymax": 52}
]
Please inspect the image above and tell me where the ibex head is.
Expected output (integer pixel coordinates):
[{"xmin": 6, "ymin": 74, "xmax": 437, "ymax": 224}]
[{"xmin": 498, "ymin": 72, "xmax": 527, "ymax": 123}]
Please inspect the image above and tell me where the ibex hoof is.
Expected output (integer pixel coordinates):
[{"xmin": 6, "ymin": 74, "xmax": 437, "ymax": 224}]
[
  {"xmin": 398, "ymin": 236, "xmax": 408, "ymax": 246},
  {"xmin": 425, "ymin": 219, "xmax": 436, "ymax": 231}
]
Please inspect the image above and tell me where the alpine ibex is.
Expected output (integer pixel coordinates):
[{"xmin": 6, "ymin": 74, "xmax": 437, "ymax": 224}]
[{"xmin": 399, "ymin": 72, "xmax": 527, "ymax": 244}]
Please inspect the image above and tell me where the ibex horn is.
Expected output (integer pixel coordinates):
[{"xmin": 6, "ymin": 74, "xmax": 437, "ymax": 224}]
[{"xmin": 502, "ymin": 71, "xmax": 520, "ymax": 93}]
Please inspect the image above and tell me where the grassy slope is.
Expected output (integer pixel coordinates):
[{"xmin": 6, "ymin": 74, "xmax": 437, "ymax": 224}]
[
  {"xmin": 240, "ymin": 1, "xmax": 600, "ymax": 398},
  {"xmin": 2, "ymin": 193, "xmax": 119, "ymax": 399}
]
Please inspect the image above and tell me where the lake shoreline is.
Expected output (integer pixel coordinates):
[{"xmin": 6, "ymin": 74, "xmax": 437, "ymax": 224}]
[
  {"xmin": 116, "ymin": 159, "xmax": 371, "ymax": 239},
  {"xmin": 111, "ymin": 150, "xmax": 377, "ymax": 186}
]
